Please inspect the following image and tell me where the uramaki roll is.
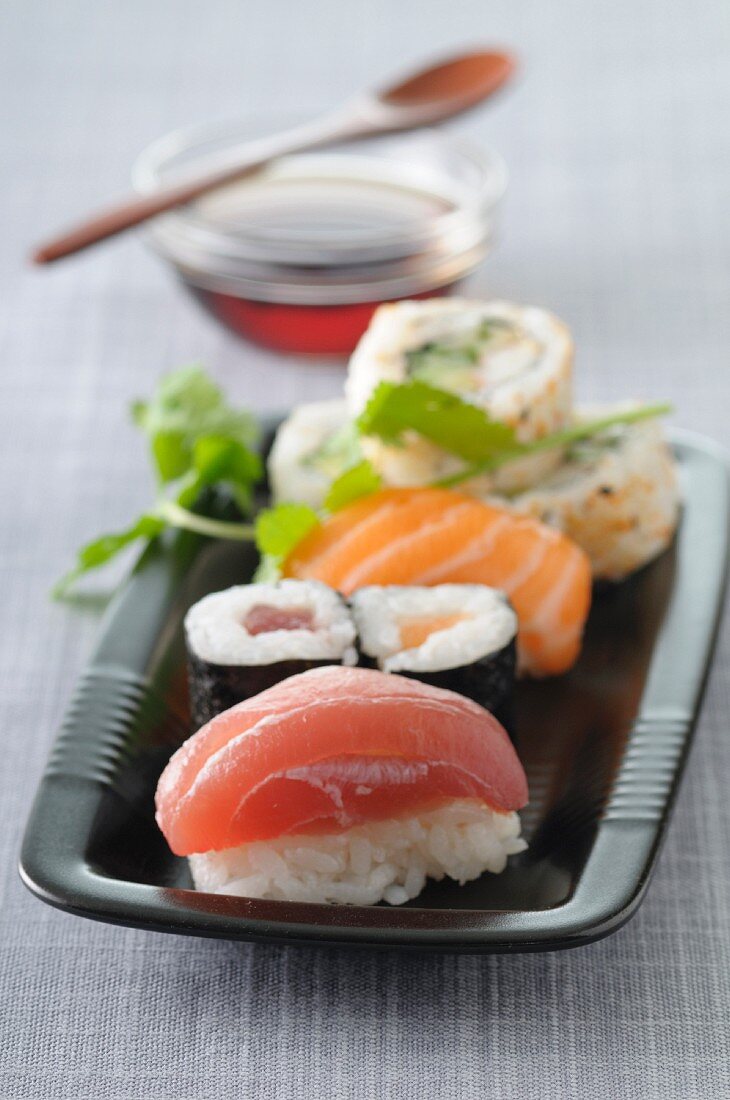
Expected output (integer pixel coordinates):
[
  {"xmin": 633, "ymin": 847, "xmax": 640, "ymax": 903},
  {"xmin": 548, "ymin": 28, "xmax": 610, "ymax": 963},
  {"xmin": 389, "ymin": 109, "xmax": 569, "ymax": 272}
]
[
  {"xmin": 492, "ymin": 405, "xmax": 679, "ymax": 580},
  {"xmin": 345, "ymin": 298, "xmax": 573, "ymax": 494}
]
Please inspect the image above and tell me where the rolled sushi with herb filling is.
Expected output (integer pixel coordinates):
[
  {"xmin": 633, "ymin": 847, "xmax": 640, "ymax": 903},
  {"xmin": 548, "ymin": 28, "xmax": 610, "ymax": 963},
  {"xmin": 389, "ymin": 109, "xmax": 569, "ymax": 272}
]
[
  {"xmin": 156, "ymin": 666, "xmax": 528, "ymax": 906},
  {"xmin": 268, "ymin": 399, "xmax": 356, "ymax": 508},
  {"xmin": 350, "ymin": 584, "xmax": 517, "ymax": 723},
  {"xmin": 185, "ymin": 580, "xmax": 357, "ymax": 727},
  {"xmin": 345, "ymin": 298, "xmax": 573, "ymax": 493},
  {"xmin": 494, "ymin": 405, "xmax": 680, "ymax": 580}
]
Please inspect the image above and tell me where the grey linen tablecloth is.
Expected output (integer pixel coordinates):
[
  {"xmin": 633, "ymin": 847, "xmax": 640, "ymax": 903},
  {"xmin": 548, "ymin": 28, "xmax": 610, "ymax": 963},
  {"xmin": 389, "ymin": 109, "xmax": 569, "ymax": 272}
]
[{"xmin": 2, "ymin": 2, "xmax": 730, "ymax": 1096}]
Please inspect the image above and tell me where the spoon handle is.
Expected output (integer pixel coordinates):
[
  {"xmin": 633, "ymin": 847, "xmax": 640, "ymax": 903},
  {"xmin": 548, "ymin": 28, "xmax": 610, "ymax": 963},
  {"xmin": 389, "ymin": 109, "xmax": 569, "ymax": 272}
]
[
  {"xmin": 31, "ymin": 110, "xmax": 369, "ymax": 264},
  {"xmin": 31, "ymin": 49, "xmax": 515, "ymax": 264}
]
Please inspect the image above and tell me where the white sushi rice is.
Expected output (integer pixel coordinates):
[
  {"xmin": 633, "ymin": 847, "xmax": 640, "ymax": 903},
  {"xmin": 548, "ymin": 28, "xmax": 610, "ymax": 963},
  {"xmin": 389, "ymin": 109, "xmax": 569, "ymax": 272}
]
[
  {"xmin": 493, "ymin": 404, "xmax": 680, "ymax": 580},
  {"xmin": 345, "ymin": 298, "xmax": 573, "ymax": 493},
  {"xmin": 189, "ymin": 800, "xmax": 527, "ymax": 906},
  {"xmin": 269, "ymin": 398, "xmax": 350, "ymax": 508},
  {"xmin": 185, "ymin": 580, "xmax": 358, "ymax": 666},
  {"xmin": 350, "ymin": 584, "xmax": 517, "ymax": 673}
]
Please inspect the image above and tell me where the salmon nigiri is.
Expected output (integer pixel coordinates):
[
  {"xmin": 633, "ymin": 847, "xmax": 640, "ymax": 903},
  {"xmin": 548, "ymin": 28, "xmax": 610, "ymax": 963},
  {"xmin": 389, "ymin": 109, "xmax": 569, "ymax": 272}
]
[
  {"xmin": 156, "ymin": 666, "xmax": 528, "ymax": 906},
  {"xmin": 283, "ymin": 488, "xmax": 592, "ymax": 676}
]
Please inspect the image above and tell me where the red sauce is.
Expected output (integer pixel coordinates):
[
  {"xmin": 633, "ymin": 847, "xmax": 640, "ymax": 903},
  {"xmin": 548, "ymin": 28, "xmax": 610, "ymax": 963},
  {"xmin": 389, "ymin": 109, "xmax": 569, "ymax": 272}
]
[
  {"xmin": 191, "ymin": 284, "xmax": 457, "ymax": 356},
  {"xmin": 244, "ymin": 604, "xmax": 315, "ymax": 634}
]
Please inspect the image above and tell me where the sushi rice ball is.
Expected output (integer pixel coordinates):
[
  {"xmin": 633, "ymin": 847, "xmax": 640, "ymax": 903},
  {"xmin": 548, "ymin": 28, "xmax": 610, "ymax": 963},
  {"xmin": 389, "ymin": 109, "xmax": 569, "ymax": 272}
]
[{"xmin": 156, "ymin": 666, "xmax": 528, "ymax": 906}]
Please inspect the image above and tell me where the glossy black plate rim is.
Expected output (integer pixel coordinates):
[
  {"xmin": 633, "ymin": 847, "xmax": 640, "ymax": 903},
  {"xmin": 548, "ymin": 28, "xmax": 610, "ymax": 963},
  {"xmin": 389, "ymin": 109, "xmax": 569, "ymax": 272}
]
[{"xmin": 19, "ymin": 429, "xmax": 730, "ymax": 953}]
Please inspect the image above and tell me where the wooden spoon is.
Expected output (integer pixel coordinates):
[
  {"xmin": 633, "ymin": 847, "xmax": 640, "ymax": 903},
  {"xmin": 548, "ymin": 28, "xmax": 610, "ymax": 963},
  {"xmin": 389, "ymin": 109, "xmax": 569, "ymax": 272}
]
[{"xmin": 32, "ymin": 49, "xmax": 515, "ymax": 265}]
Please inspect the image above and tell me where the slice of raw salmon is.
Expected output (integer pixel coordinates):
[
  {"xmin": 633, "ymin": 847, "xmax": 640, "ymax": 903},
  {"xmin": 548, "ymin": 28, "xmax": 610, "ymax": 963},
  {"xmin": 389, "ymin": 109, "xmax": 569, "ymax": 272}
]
[
  {"xmin": 284, "ymin": 488, "xmax": 592, "ymax": 676},
  {"xmin": 155, "ymin": 666, "xmax": 528, "ymax": 856}
]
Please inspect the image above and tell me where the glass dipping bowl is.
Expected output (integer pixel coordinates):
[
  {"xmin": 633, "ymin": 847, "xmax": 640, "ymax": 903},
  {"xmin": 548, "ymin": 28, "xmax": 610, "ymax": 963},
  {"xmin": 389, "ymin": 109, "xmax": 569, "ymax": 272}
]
[{"xmin": 132, "ymin": 118, "xmax": 507, "ymax": 354}]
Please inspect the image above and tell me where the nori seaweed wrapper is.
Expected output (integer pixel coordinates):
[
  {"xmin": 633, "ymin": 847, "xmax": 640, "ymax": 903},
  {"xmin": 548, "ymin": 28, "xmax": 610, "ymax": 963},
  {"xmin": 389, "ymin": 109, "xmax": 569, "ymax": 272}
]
[
  {"xmin": 359, "ymin": 638, "xmax": 516, "ymax": 736},
  {"xmin": 187, "ymin": 653, "xmax": 337, "ymax": 730}
]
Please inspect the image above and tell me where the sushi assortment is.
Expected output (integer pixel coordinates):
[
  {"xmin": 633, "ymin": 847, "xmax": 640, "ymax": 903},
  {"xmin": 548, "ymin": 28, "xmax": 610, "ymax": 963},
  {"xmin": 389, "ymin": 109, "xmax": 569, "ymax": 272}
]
[
  {"xmin": 283, "ymin": 487, "xmax": 592, "ymax": 677},
  {"xmin": 150, "ymin": 296, "xmax": 681, "ymax": 908},
  {"xmin": 273, "ymin": 298, "xmax": 679, "ymax": 580}
]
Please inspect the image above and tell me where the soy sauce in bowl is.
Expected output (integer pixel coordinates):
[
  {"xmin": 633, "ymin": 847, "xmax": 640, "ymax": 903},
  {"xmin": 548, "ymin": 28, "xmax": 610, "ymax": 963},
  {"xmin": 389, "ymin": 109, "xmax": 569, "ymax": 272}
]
[{"xmin": 133, "ymin": 120, "xmax": 507, "ymax": 355}]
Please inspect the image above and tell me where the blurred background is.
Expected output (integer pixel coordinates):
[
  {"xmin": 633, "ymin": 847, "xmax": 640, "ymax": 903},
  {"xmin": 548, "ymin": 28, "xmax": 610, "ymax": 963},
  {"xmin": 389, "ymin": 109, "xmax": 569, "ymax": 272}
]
[{"xmin": 5, "ymin": 1, "xmax": 728, "ymax": 417}]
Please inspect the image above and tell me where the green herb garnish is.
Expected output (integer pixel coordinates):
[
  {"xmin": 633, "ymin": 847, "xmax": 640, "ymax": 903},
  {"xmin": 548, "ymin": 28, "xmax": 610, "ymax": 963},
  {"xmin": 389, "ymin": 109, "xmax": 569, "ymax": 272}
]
[
  {"xmin": 131, "ymin": 364, "xmax": 259, "ymax": 483},
  {"xmin": 254, "ymin": 503, "xmax": 320, "ymax": 559},
  {"xmin": 252, "ymin": 502, "xmax": 320, "ymax": 581},
  {"xmin": 54, "ymin": 366, "xmax": 263, "ymax": 597},
  {"xmin": 357, "ymin": 380, "xmax": 517, "ymax": 462},
  {"xmin": 356, "ymin": 379, "xmax": 671, "ymax": 490},
  {"xmin": 324, "ymin": 459, "xmax": 382, "ymax": 512},
  {"xmin": 433, "ymin": 403, "xmax": 673, "ymax": 488},
  {"xmin": 55, "ymin": 359, "xmax": 673, "ymax": 598}
]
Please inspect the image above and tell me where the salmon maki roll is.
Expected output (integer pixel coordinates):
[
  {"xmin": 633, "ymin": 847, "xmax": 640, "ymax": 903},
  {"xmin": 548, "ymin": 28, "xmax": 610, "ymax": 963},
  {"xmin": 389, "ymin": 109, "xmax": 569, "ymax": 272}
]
[
  {"xmin": 350, "ymin": 583, "xmax": 517, "ymax": 723},
  {"xmin": 155, "ymin": 666, "xmax": 528, "ymax": 906},
  {"xmin": 283, "ymin": 487, "xmax": 592, "ymax": 676}
]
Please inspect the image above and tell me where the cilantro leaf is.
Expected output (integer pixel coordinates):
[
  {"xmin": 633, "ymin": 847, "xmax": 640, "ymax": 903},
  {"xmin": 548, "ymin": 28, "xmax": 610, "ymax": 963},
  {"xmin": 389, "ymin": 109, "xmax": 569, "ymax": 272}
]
[
  {"xmin": 55, "ymin": 366, "xmax": 263, "ymax": 597},
  {"xmin": 252, "ymin": 503, "xmax": 321, "ymax": 583},
  {"xmin": 252, "ymin": 554, "xmax": 284, "ymax": 583},
  {"xmin": 324, "ymin": 460, "xmax": 382, "ymax": 512},
  {"xmin": 132, "ymin": 365, "xmax": 259, "ymax": 484},
  {"xmin": 53, "ymin": 515, "xmax": 165, "ymax": 598},
  {"xmin": 435, "ymin": 402, "xmax": 673, "ymax": 488},
  {"xmin": 254, "ymin": 503, "xmax": 320, "ymax": 561},
  {"xmin": 176, "ymin": 435, "xmax": 263, "ymax": 512},
  {"xmin": 357, "ymin": 380, "xmax": 517, "ymax": 462}
]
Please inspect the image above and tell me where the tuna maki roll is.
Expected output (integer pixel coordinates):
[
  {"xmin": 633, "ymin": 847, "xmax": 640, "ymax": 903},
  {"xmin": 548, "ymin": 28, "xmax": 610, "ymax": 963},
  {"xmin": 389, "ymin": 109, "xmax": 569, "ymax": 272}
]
[
  {"xmin": 185, "ymin": 580, "xmax": 357, "ymax": 727},
  {"xmin": 350, "ymin": 584, "xmax": 517, "ymax": 722}
]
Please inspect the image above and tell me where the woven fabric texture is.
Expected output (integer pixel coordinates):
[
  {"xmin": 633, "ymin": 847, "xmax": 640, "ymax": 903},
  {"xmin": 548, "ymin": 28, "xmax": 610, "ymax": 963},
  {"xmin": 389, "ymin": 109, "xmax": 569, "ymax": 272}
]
[{"xmin": 1, "ymin": 2, "xmax": 729, "ymax": 1097}]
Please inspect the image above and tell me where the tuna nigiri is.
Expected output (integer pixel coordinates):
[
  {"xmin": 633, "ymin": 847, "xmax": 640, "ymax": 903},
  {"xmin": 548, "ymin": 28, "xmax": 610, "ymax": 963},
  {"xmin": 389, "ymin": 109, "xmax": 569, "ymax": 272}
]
[
  {"xmin": 283, "ymin": 487, "xmax": 592, "ymax": 676},
  {"xmin": 156, "ymin": 666, "xmax": 528, "ymax": 906}
]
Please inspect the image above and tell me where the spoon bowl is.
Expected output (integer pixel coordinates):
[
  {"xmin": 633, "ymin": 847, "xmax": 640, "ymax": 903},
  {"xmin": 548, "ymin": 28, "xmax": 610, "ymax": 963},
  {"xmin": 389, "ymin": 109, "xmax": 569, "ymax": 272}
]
[{"xmin": 378, "ymin": 50, "xmax": 515, "ymax": 115}]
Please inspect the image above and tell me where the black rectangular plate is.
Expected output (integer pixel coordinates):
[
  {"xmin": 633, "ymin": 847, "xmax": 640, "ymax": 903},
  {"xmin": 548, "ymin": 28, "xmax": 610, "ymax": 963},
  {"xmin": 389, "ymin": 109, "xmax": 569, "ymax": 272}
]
[{"xmin": 19, "ymin": 430, "xmax": 730, "ymax": 953}]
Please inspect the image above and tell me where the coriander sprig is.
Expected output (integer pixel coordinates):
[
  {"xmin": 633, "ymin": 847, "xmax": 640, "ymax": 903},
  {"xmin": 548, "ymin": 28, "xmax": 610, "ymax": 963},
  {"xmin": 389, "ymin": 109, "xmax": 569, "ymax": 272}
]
[
  {"xmin": 432, "ymin": 402, "xmax": 673, "ymax": 489},
  {"xmin": 54, "ymin": 366, "xmax": 263, "ymax": 597}
]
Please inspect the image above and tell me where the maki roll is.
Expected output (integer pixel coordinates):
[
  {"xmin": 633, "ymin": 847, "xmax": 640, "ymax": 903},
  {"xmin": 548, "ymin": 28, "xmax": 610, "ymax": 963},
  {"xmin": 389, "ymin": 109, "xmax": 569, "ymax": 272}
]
[
  {"xmin": 350, "ymin": 584, "xmax": 517, "ymax": 722},
  {"xmin": 185, "ymin": 579, "xmax": 357, "ymax": 727},
  {"xmin": 345, "ymin": 298, "xmax": 573, "ymax": 493},
  {"xmin": 155, "ymin": 666, "xmax": 528, "ymax": 905},
  {"xmin": 268, "ymin": 398, "xmax": 354, "ymax": 509},
  {"xmin": 494, "ymin": 405, "xmax": 680, "ymax": 580}
]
